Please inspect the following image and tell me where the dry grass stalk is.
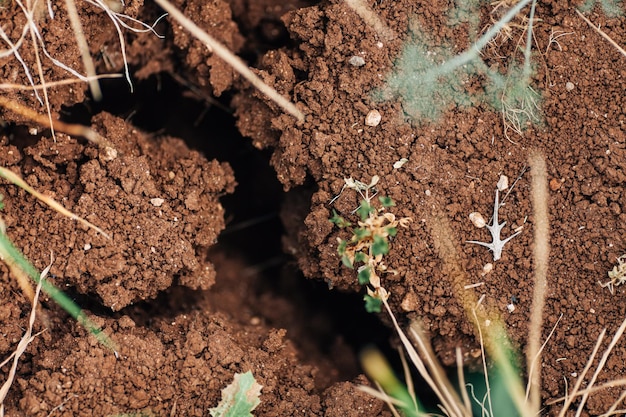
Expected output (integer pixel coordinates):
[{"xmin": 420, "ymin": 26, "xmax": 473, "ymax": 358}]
[
  {"xmin": 0, "ymin": 166, "xmax": 110, "ymax": 239},
  {"xmin": 0, "ymin": 240, "xmax": 35, "ymax": 304},
  {"xmin": 576, "ymin": 9, "xmax": 626, "ymax": 59},
  {"xmin": 63, "ymin": 0, "xmax": 102, "ymax": 100},
  {"xmin": 0, "ymin": 257, "xmax": 48, "ymax": 416},
  {"xmin": 0, "ymin": 74, "xmax": 122, "ymax": 91},
  {"xmin": 342, "ymin": 0, "xmax": 396, "ymax": 41},
  {"xmin": 552, "ymin": 315, "xmax": 626, "ymax": 416},
  {"xmin": 0, "ymin": 95, "xmax": 115, "ymax": 151},
  {"xmin": 153, "ymin": 0, "xmax": 304, "ymax": 122},
  {"xmin": 18, "ymin": 0, "xmax": 56, "ymax": 139},
  {"xmin": 526, "ymin": 151, "xmax": 550, "ymax": 410}
]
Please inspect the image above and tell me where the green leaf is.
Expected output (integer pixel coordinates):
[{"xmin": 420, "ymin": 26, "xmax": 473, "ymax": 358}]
[
  {"xmin": 358, "ymin": 266, "xmax": 371, "ymax": 285},
  {"xmin": 337, "ymin": 240, "xmax": 347, "ymax": 256},
  {"xmin": 357, "ymin": 200, "xmax": 374, "ymax": 220},
  {"xmin": 0, "ymin": 232, "xmax": 116, "ymax": 351},
  {"xmin": 210, "ymin": 371, "xmax": 262, "ymax": 417},
  {"xmin": 342, "ymin": 254, "xmax": 354, "ymax": 269},
  {"xmin": 386, "ymin": 227, "xmax": 398, "ymax": 237},
  {"xmin": 354, "ymin": 252, "xmax": 368, "ymax": 264},
  {"xmin": 329, "ymin": 210, "xmax": 351, "ymax": 228},
  {"xmin": 378, "ymin": 196, "xmax": 395, "ymax": 208},
  {"xmin": 353, "ymin": 227, "xmax": 372, "ymax": 240},
  {"xmin": 364, "ymin": 295, "xmax": 383, "ymax": 313},
  {"xmin": 371, "ymin": 235, "xmax": 389, "ymax": 256}
]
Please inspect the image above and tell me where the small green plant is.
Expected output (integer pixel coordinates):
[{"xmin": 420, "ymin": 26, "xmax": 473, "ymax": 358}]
[
  {"xmin": 330, "ymin": 177, "xmax": 410, "ymax": 312},
  {"xmin": 377, "ymin": 0, "xmax": 542, "ymax": 140},
  {"xmin": 599, "ymin": 254, "xmax": 626, "ymax": 294},
  {"xmin": 209, "ymin": 371, "xmax": 262, "ymax": 417},
  {"xmin": 579, "ymin": 0, "xmax": 624, "ymax": 17}
]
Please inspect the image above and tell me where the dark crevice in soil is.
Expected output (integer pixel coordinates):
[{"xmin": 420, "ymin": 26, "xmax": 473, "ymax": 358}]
[{"xmin": 63, "ymin": 73, "xmax": 396, "ymax": 384}]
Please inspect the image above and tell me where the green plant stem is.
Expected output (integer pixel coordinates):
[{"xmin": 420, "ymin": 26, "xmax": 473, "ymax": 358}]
[
  {"xmin": 0, "ymin": 232, "xmax": 117, "ymax": 351},
  {"xmin": 360, "ymin": 347, "xmax": 421, "ymax": 416}
]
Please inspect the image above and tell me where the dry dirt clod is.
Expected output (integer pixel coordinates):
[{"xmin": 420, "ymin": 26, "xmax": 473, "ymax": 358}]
[{"xmin": 549, "ymin": 178, "xmax": 563, "ymax": 191}]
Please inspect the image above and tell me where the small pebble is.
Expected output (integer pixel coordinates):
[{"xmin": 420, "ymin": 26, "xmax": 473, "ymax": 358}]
[
  {"xmin": 506, "ymin": 303, "xmax": 516, "ymax": 313},
  {"xmin": 566, "ymin": 82, "xmax": 575, "ymax": 91},
  {"xmin": 469, "ymin": 212, "xmax": 486, "ymax": 228},
  {"xmin": 84, "ymin": 243, "xmax": 92, "ymax": 251},
  {"xmin": 497, "ymin": 175, "xmax": 509, "ymax": 191},
  {"xmin": 482, "ymin": 263, "xmax": 493, "ymax": 275},
  {"xmin": 365, "ymin": 110, "xmax": 382, "ymax": 127},
  {"xmin": 393, "ymin": 158, "xmax": 408, "ymax": 169},
  {"xmin": 348, "ymin": 55, "xmax": 366, "ymax": 67},
  {"xmin": 549, "ymin": 178, "xmax": 563, "ymax": 191},
  {"xmin": 150, "ymin": 198, "xmax": 165, "ymax": 207}
]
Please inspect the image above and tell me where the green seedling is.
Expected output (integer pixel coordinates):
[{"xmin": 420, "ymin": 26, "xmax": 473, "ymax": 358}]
[
  {"xmin": 599, "ymin": 254, "xmax": 626, "ymax": 294},
  {"xmin": 330, "ymin": 182, "xmax": 410, "ymax": 312},
  {"xmin": 209, "ymin": 371, "xmax": 262, "ymax": 417},
  {"xmin": 377, "ymin": 0, "xmax": 542, "ymax": 139}
]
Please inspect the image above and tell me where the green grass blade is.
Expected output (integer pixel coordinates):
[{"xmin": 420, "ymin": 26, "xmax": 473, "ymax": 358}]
[{"xmin": 0, "ymin": 232, "xmax": 116, "ymax": 351}]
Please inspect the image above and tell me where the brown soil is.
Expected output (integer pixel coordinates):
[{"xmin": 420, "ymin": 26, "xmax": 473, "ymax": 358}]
[{"xmin": 2, "ymin": 0, "xmax": 626, "ymax": 415}]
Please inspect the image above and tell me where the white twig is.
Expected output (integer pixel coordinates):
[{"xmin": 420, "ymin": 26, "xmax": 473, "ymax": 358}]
[{"xmin": 466, "ymin": 188, "xmax": 521, "ymax": 261}]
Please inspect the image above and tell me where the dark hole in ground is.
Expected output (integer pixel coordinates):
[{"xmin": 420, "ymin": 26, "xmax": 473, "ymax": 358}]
[{"xmin": 69, "ymin": 72, "xmax": 398, "ymax": 384}]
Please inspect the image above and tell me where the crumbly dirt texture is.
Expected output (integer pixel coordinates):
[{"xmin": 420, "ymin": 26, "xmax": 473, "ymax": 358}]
[{"xmin": 2, "ymin": 0, "xmax": 626, "ymax": 415}]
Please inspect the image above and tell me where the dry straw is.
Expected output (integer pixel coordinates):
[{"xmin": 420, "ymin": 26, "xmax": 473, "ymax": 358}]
[
  {"xmin": 526, "ymin": 151, "xmax": 550, "ymax": 411},
  {"xmin": 153, "ymin": 0, "xmax": 304, "ymax": 122}
]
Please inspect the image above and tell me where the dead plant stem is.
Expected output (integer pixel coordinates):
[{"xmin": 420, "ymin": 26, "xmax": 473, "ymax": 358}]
[
  {"xmin": 526, "ymin": 151, "xmax": 550, "ymax": 410},
  {"xmin": 153, "ymin": 0, "xmax": 304, "ymax": 122},
  {"xmin": 64, "ymin": 0, "xmax": 102, "ymax": 100}
]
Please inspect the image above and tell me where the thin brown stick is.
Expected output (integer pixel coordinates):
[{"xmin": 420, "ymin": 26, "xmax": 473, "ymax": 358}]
[
  {"xmin": 526, "ymin": 151, "xmax": 550, "ymax": 411},
  {"xmin": 0, "ymin": 74, "xmax": 122, "ymax": 91},
  {"xmin": 0, "ymin": 95, "xmax": 115, "ymax": 151},
  {"xmin": 153, "ymin": 0, "xmax": 304, "ymax": 122},
  {"xmin": 0, "ymin": 167, "xmax": 110, "ymax": 239},
  {"xmin": 576, "ymin": 9, "xmax": 626, "ymax": 59}
]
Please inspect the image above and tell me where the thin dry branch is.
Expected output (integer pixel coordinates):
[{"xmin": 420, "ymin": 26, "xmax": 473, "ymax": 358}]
[
  {"xmin": 0, "ymin": 74, "xmax": 123, "ymax": 91},
  {"xmin": 526, "ymin": 151, "xmax": 550, "ymax": 410},
  {"xmin": 576, "ymin": 9, "xmax": 626, "ymax": 59},
  {"xmin": 0, "ymin": 167, "xmax": 110, "ymax": 239},
  {"xmin": 0, "ymin": 95, "xmax": 115, "ymax": 151},
  {"xmin": 153, "ymin": 0, "xmax": 304, "ymax": 122}
]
